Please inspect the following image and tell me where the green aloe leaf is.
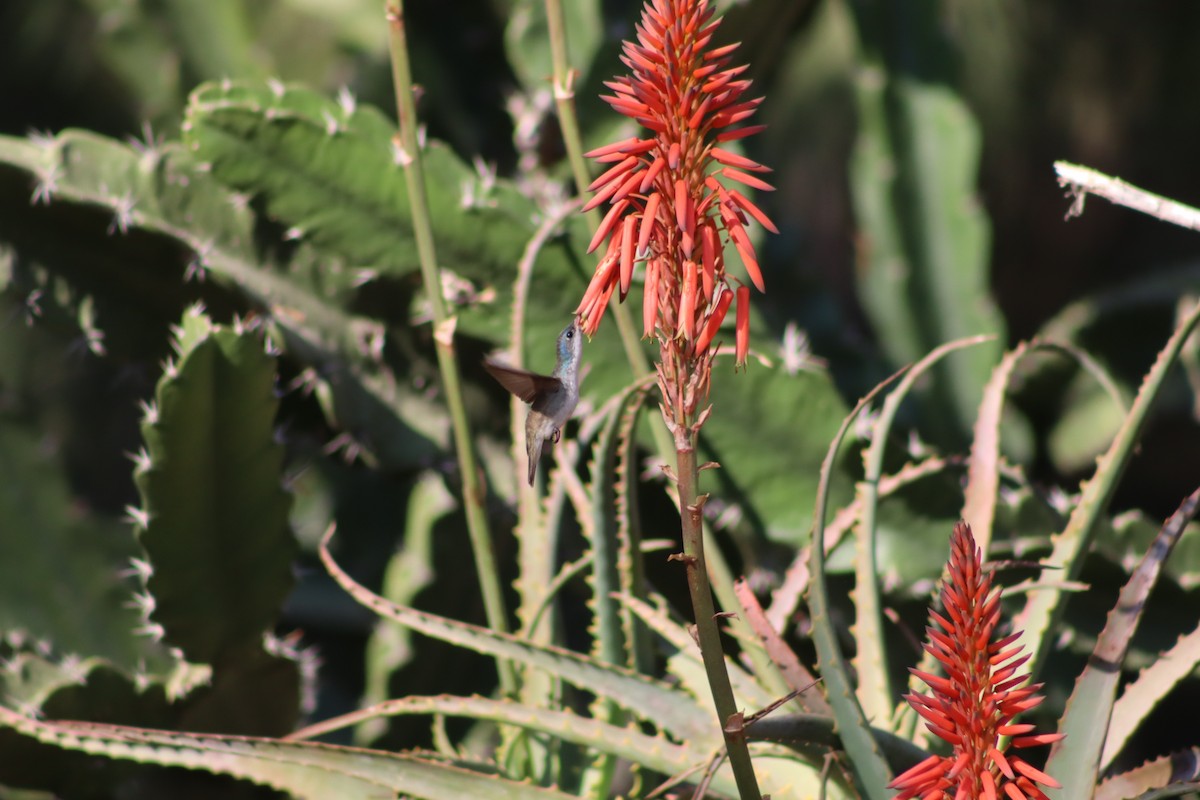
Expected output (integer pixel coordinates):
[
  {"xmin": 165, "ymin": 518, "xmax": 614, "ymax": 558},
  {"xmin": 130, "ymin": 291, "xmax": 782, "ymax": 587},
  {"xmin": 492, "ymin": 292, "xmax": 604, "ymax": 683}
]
[
  {"xmin": 0, "ymin": 705, "xmax": 575, "ymax": 800},
  {"xmin": 1048, "ymin": 488, "xmax": 1200, "ymax": 798},
  {"xmin": 1102, "ymin": 619, "xmax": 1200, "ymax": 770},
  {"xmin": 1014, "ymin": 299, "xmax": 1200, "ymax": 683},
  {"xmin": 807, "ymin": 369, "xmax": 909, "ymax": 800},
  {"xmin": 132, "ymin": 307, "xmax": 294, "ymax": 665},
  {"xmin": 851, "ymin": 335, "xmax": 993, "ymax": 727},
  {"xmin": 293, "ymin": 693, "xmax": 714, "ymax": 791},
  {"xmin": 319, "ymin": 530, "xmax": 716, "ymax": 746},
  {"xmin": 1095, "ymin": 753, "xmax": 1200, "ymax": 800},
  {"xmin": 357, "ymin": 472, "xmax": 452, "ymax": 745}
]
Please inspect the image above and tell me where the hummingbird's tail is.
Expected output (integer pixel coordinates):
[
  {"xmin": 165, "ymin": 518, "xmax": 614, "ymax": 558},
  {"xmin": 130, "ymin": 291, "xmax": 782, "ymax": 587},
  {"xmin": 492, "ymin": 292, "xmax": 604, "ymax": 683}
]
[{"xmin": 526, "ymin": 438, "xmax": 540, "ymax": 486}]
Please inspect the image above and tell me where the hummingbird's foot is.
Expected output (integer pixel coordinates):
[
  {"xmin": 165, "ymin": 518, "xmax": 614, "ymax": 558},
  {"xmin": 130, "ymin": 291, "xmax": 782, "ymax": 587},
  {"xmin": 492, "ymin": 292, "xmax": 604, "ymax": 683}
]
[{"xmin": 551, "ymin": 428, "xmax": 561, "ymax": 444}]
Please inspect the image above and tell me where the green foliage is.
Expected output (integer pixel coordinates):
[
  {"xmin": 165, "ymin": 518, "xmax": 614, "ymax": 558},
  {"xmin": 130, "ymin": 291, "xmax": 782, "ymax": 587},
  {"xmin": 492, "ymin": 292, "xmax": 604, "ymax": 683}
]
[
  {"xmin": 0, "ymin": 421, "xmax": 142, "ymax": 665},
  {"xmin": 1, "ymin": 1, "xmax": 1200, "ymax": 798}
]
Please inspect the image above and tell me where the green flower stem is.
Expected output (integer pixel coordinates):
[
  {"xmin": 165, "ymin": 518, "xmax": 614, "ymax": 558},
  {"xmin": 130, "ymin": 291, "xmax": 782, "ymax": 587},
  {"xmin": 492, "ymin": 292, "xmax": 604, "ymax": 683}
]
[
  {"xmin": 385, "ymin": 0, "xmax": 516, "ymax": 696},
  {"xmin": 676, "ymin": 436, "xmax": 762, "ymax": 800}
]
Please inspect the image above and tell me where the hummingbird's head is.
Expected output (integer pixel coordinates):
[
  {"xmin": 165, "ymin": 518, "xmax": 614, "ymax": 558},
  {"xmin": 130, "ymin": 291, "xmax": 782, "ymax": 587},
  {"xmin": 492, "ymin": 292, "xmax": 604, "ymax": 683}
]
[{"xmin": 557, "ymin": 318, "xmax": 583, "ymax": 366}]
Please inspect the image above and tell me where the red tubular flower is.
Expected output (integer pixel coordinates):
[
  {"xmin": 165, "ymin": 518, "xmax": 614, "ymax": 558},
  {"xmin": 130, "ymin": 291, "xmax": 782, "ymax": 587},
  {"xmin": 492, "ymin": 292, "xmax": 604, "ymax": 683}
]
[
  {"xmin": 575, "ymin": 0, "xmax": 775, "ymax": 423},
  {"xmin": 891, "ymin": 522, "xmax": 1064, "ymax": 800}
]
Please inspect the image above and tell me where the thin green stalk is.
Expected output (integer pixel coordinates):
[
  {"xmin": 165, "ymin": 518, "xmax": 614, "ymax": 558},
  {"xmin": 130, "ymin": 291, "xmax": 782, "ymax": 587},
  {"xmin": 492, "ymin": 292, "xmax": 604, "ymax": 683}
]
[
  {"xmin": 676, "ymin": 437, "xmax": 762, "ymax": 800},
  {"xmin": 384, "ymin": 0, "xmax": 516, "ymax": 696}
]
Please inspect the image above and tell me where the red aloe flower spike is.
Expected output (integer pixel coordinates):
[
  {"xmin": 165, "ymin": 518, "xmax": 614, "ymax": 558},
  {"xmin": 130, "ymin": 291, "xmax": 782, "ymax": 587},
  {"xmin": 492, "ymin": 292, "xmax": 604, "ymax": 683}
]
[
  {"xmin": 889, "ymin": 522, "xmax": 1064, "ymax": 800},
  {"xmin": 575, "ymin": 0, "xmax": 775, "ymax": 414}
]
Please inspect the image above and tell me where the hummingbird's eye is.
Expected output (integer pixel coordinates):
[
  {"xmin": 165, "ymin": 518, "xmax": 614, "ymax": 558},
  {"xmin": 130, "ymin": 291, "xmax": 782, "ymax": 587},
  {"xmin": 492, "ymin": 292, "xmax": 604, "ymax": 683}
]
[{"xmin": 565, "ymin": 330, "xmax": 574, "ymax": 339}]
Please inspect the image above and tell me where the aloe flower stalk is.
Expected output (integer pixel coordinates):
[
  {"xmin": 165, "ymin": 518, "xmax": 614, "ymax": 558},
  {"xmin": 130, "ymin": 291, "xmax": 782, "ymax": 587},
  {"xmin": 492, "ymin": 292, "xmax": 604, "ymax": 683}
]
[
  {"xmin": 574, "ymin": 1, "xmax": 775, "ymax": 797},
  {"xmin": 892, "ymin": 522, "xmax": 1064, "ymax": 800}
]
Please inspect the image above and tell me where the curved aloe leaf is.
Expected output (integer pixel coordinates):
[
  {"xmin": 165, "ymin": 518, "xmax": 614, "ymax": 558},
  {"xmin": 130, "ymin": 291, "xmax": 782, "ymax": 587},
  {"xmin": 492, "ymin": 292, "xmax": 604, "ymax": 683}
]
[
  {"xmin": 851, "ymin": 334, "xmax": 993, "ymax": 726},
  {"xmin": 291, "ymin": 693, "xmax": 718, "ymax": 791},
  {"xmin": 577, "ymin": 381, "xmax": 653, "ymax": 798},
  {"xmin": 1047, "ymin": 487, "xmax": 1200, "ymax": 799},
  {"xmin": 808, "ymin": 368, "xmax": 909, "ymax": 800},
  {"xmin": 1095, "ymin": 754, "xmax": 1200, "ymax": 800},
  {"xmin": 0, "ymin": 705, "xmax": 574, "ymax": 800},
  {"xmin": 1014, "ymin": 299, "xmax": 1200, "ymax": 683},
  {"xmin": 961, "ymin": 338, "xmax": 1126, "ymax": 552},
  {"xmin": 319, "ymin": 529, "xmax": 715, "ymax": 745},
  {"xmin": 586, "ymin": 382, "xmax": 654, "ymax": 671},
  {"xmin": 358, "ymin": 472, "xmax": 452, "ymax": 744},
  {"xmin": 1102, "ymin": 620, "xmax": 1200, "ymax": 770}
]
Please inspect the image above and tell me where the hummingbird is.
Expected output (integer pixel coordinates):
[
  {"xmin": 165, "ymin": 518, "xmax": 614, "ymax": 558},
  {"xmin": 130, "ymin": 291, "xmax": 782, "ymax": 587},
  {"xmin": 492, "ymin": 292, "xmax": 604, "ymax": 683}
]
[{"xmin": 483, "ymin": 319, "xmax": 583, "ymax": 486}]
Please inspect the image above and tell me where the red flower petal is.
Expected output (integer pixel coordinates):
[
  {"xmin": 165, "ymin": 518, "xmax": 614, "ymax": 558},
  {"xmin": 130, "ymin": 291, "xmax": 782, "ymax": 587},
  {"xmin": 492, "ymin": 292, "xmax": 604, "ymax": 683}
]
[
  {"xmin": 704, "ymin": 42, "xmax": 740, "ymax": 61},
  {"xmin": 639, "ymin": 155, "xmax": 667, "ymax": 193},
  {"xmin": 674, "ymin": 179, "xmax": 690, "ymax": 234},
  {"xmin": 1002, "ymin": 783, "xmax": 1027, "ymax": 800},
  {"xmin": 720, "ymin": 166, "xmax": 775, "ymax": 192},
  {"xmin": 643, "ymin": 257, "xmax": 660, "ymax": 338},
  {"xmin": 611, "ymin": 168, "xmax": 647, "ymax": 206},
  {"xmin": 990, "ymin": 746, "xmax": 1015, "ymax": 779},
  {"xmin": 727, "ymin": 188, "xmax": 779, "ymax": 233},
  {"xmin": 585, "ymin": 137, "xmax": 640, "ymax": 158},
  {"xmin": 638, "ymin": 192, "xmax": 661, "ymax": 257},
  {"xmin": 588, "ymin": 156, "xmax": 640, "ymax": 192},
  {"xmin": 583, "ymin": 175, "xmax": 625, "ymax": 213},
  {"xmin": 728, "ymin": 223, "xmax": 764, "ymax": 292},
  {"xmin": 619, "ymin": 214, "xmax": 637, "ymax": 298},
  {"xmin": 694, "ymin": 286, "xmax": 732, "ymax": 354},
  {"xmin": 981, "ymin": 768, "xmax": 998, "ymax": 800},
  {"xmin": 710, "ymin": 146, "xmax": 771, "ymax": 172},
  {"xmin": 735, "ymin": 285, "xmax": 749, "ymax": 366},
  {"xmin": 715, "ymin": 123, "xmax": 766, "ymax": 142},
  {"xmin": 587, "ymin": 199, "xmax": 631, "ymax": 253},
  {"xmin": 1011, "ymin": 733, "xmax": 1065, "ymax": 748},
  {"xmin": 887, "ymin": 754, "xmax": 947, "ymax": 790},
  {"xmin": 679, "ymin": 259, "xmax": 697, "ymax": 339},
  {"xmin": 1012, "ymin": 759, "xmax": 1062, "ymax": 789}
]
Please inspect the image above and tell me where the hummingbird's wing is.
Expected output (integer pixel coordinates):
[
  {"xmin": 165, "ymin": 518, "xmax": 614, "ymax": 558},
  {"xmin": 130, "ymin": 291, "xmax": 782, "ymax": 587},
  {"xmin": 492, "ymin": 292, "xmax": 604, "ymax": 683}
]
[{"xmin": 482, "ymin": 360, "xmax": 562, "ymax": 404}]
